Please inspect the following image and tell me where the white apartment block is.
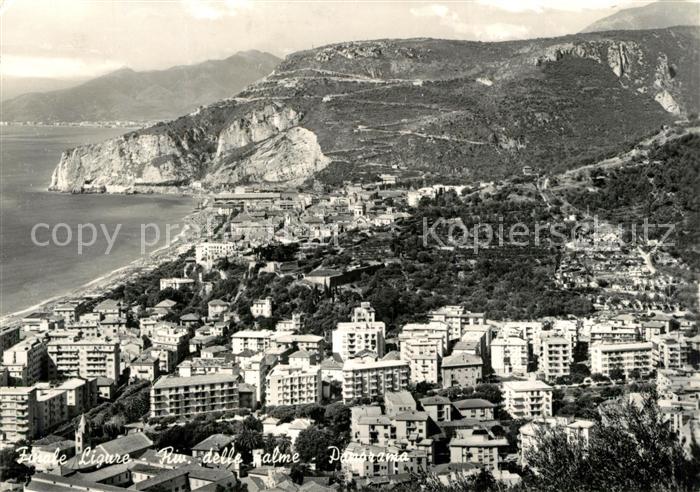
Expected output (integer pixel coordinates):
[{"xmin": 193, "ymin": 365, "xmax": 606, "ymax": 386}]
[
  {"xmin": 428, "ymin": 305, "xmax": 486, "ymax": 341},
  {"xmin": 265, "ymin": 364, "xmax": 322, "ymax": 406},
  {"xmin": 351, "ymin": 302, "xmax": 376, "ymax": 323},
  {"xmin": 3, "ymin": 337, "xmax": 46, "ymax": 386},
  {"xmin": 0, "ymin": 386, "xmax": 38, "ymax": 443},
  {"xmin": 590, "ymin": 323, "xmax": 639, "ymax": 344},
  {"xmin": 47, "ymin": 337, "xmax": 120, "ymax": 381},
  {"xmin": 151, "ymin": 325, "xmax": 190, "ymax": 362},
  {"xmin": 333, "ymin": 321, "xmax": 386, "ymax": 361},
  {"xmin": 590, "ymin": 342, "xmax": 653, "ymax": 377},
  {"xmin": 499, "ymin": 321, "xmax": 544, "ymax": 345},
  {"xmin": 400, "ymin": 322, "xmax": 450, "ymax": 355},
  {"xmin": 231, "ymin": 330, "xmax": 274, "ymax": 353},
  {"xmin": 150, "ymin": 374, "xmax": 240, "ymax": 419},
  {"xmin": 491, "ymin": 337, "xmax": 529, "ymax": 377},
  {"xmin": 195, "ymin": 241, "xmax": 237, "ymax": 269},
  {"xmin": 539, "ymin": 337, "xmax": 572, "ymax": 381},
  {"xmin": 399, "ymin": 337, "xmax": 442, "ymax": 385},
  {"xmin": 251, "ymin": 298, "xmax": 273, "ymax": 318},
  {"xmin": 519, "ymin": 417, "xmax": 595, "ymax": 467},
  {"xmin": 651, "ymin": 334, "xmax": 689, "ymax": 370},
  {"xmin": 342, "ymin": 359, "xmax": 410, "ymax": 403},
  {"xmin": 502, "ymin": 380, "xmax": 553, "ymax": 419}
]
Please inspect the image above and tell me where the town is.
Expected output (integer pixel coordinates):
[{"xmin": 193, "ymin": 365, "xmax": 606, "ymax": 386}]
[{"xmin": 0, "ymin": 163, "xmax": 698, "ymax": 492}]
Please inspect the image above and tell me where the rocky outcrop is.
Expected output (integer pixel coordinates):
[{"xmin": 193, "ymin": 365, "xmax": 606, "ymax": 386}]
[
  {"xmin": 49, "ymin": 132, "xmax": 204, "ymax": 192},
  {"xmin": 49, "ymin": 102, "xmax": 322, "ymax": 192},
  {"xmin": 208, "ymin": 127, "xmax": 329, "ymax": 186},
  {"xmin": 215, "ymin": 103, "xmax": 301, "ymax": 158}
]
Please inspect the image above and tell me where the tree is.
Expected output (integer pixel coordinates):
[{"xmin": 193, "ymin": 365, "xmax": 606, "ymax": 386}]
[
  {"xmin": 324, "ymin": 402, "xmax": 351, "ymax": 437},
  {"xmin": 608, "ymin": 368, "xmax": 626, "ymax": 382},
  {"xmin": 295, "ymin": 426, "xmax": 339, "ymax": 471},
  {"xmin": 0, "ymin": 446, "xmax": 33, "ymax": 483},
  {"xmin": 525, "ymin": 394, "xmax": 699, "ymax": 491}
]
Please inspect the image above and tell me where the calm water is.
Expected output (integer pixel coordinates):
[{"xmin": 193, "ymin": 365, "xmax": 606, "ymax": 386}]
[{"xmin": 0, "ymin": 125, "xmax": 193, "ymax": 315}]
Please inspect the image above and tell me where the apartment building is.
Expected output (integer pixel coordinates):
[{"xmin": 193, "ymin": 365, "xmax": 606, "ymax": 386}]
[
  {"xmin": 589, "ymin": 323, "xmax": 639, "ymax": 344},
  {"xmin": 265, "ymin": 364, "xmax": 322, "ymax": 406},
  {"xmin": 590, "ymin": 342, "xmax": 653, "ymax": 377},
  {"xmin": 651, "ymin": 334, "xmax": 689, "ymax": 370},
  {"xmin": 57, "ymin": 378, "xmax": 98, "ymax": 417},
  {"xmin": 491, "ymin": 337, "xmax": 528, "ymax": 377},
  {"xmin": 333, "ymin": 321, "xmax": 386, "ymax": 361},
  {"xmin": 400, "ymin": 322, "xmax": 450, "ymax": 355},
  {"xmin": 150, "ymin": 374, "xmax": 241, "ymax": 419},
  {"xmin": 36, "ymin": 388, "xmax": 69, "ymax": 434},
  {"xmin": 441, "ymin": 353, "xmax": 483, "ymax": 389},
  {"xmin": 419, "ymin": 396, "xmax": 452, "ymax": 422},
  {"xmin": 47, "ymin": 337, "xmax": 120, "ymax": 381},
  {"xmin": 231, "ymin": 330, "xmax": 274, "ymax": 353},
  {"xmin": 399, "ymin": 337, "xmax": 442, "ymax": 385},
  {"xmin": 502, "ymin": 380, "xmax": 553, "ymax": 419},
  {"xmin": 428, "ymin": 305, "xmax": 486, "ymax": 341},
  {"xmin": 3, "ymin": 337, "xmax": 47, "ymax": 386},
  {"xmin": 151, "ymin": 325, "xmax": 190, "ymax": 363},
  {"xmin": 342, "ymin": 358, "xmax": 410, "ymax": 403},
  {"xmin": 351, "ymin": 302, "xmax": 376, "ymax": 323},
  {"xmin": 453, "ymin": 399, "xmax": 496, "ymax": 420},
  {"xmin": 539, "ymin": 337, "xmax": 572, "ymax": 381},
  {"xmin": 0, "ymin": 386, "xmax": 38, "ymax": 443},
  {"xmin": 0, "ymin": 325, "xmax": 20, "ymax": 353},
  {"xmin": 449, "ymin": 428, "xmax": 508, "ymax": 470},
  {"xmin": 195, "ymin": 241, "xmax": 237, "ymax": 269},
  {"xmin": 519, "ymin": 417, "xmax": 595, "ymax": 467},
  {"xmin": 251, "ymin": 298, "xmax": 273, "ymax": 318},
  {"xmin": 130, "ymin": 352, "xmax": 160, "ymax": 382}
]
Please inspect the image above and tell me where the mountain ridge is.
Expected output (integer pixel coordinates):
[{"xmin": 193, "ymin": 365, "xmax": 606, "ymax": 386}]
[
  {"xmin": 1, "ymin": 50, "xmax": 281, "ymax": 123},
  {"xmin": 48, "ymin": 27, "xmax": 700, "ymax": 193},
  {"xmin": 581, "ymin": 0, "xmax": 700, "ymax": 33}
]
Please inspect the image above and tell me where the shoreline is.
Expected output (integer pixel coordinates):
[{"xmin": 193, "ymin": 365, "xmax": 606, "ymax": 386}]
[{"xmin": 0, "ymin": 209, "xmax": 206, "ymax": 328}]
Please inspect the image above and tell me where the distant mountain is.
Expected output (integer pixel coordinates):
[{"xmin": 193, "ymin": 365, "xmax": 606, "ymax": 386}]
[
  {"xmin": 0, "ymin": 76, "xmax": 88, "ymax": 101},
  {"xmin": 49, "ymin": 27, "xmax": 700, "ymax": 193},
  {"xmin": 1, "ymin": 50, "xmax": 280, "ymax": 122},
  {"xmin": 581, "ymin": 0, "xmax": 699, "ymax": 33}
]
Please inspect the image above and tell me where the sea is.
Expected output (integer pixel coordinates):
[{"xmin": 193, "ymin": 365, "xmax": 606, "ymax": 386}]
[{"xmin": 0, "ymin": 125, "xmax": 194, "ymax": 316}]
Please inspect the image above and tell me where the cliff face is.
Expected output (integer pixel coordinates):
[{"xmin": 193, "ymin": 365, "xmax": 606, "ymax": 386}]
[
  {"xmin": 49, "ymin": 102, "xmax": 327, "ymax": 192},
  {"xmin": 49, "ymin": 27, "xmax": 699, "ymax": 192}
]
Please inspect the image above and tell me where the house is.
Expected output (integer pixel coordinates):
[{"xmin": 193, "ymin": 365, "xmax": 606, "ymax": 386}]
[
  {"xmin": 419, "ymin": 396, "xmax": 452, "ymax": 422},
  {"xmin": 384, "ymin": 391, "xmax": 416, "ymax": 417},
  {"xmin": 441, "ymin": 353, "xmax": 483, "ymax": 389},
  {"xmin": 251, "ymin": 298, "xmax": 273, "ymax": 318},
  {"xmin": 192, "ymin": 434, "xmax": 235, "ymax": 460},
  {"xmin": 159, "ymin": 277, "xmax": 195, "ymax": 291},
  {"xmin": 453, "ymin": 399, "xmax": 496, "ymax": 420},
  {"xmin": 208, "ymin": 299, "xmax": 230, "ymax": 320},
  {"xmin": 449, "ymin": 427, "xmax": 508, "ymax": 470}
]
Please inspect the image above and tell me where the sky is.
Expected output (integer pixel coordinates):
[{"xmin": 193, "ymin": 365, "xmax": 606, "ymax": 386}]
[{"xmin": 0, "ymin": 0, "xmax": 658, "ymax": 80}]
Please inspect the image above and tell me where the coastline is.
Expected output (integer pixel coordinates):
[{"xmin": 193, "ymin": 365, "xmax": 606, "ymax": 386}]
[{"xmin": 0, "ymin": 208, "xmax": 206, "ymax": 328}]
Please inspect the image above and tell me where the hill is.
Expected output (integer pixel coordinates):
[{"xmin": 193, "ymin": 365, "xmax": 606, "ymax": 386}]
[
  {"xmin": 48, "ymin": 27, "xmax": 700, "ymax": 192},
  {"xmin": 1, "ymin": 50, "xmax": 280, "ymax": 123},
  {"xmin": 581, "ymin": 0, "xmax": 700, "ymax": 33}
]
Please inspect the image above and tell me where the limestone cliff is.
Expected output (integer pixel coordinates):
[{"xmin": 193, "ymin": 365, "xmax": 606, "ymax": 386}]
[{"xmin": 49, "ymin": 102, "xmax": 327, "ymax": 192}]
